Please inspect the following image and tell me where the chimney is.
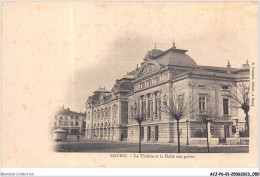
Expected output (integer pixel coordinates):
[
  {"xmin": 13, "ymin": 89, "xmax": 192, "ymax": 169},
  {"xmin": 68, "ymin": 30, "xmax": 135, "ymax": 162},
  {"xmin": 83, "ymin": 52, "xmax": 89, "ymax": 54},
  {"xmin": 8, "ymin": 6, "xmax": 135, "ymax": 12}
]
[
  {"xmin": 67, "ymin": 108, "xmax": 70, "ymax": 113},
  {"xmin": 227, "ymin": 60, "xmax": 231, "ymax": 74}
]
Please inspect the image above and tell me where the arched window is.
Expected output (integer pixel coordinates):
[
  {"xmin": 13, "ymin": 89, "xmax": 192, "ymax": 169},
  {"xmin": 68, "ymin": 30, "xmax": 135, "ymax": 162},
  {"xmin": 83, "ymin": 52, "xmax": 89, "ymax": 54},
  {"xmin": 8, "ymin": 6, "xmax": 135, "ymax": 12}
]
[
  {"xmin": 93, "ymin": 111, "xmax": 96, "ymax": 119},
  {"xmin": 97, "ymin": 110, "xmax": 100, "ymax": 118},
  {"xmin": 163, "ymin": 95, "xmax": 167, "ymax": 105},
  {"xmin": 134, "ymin": 102, "xmax": 137, "ymax": 114},
  {"xmin": 112, "ymin": 105, "xmax": 118, "ymax": 118},
  {"xmin": 105, "ymin": 108, "xmax": 108, "ymax": 118},
  {"xmin": 101, "ymin": 109, "xmax": 104, "ymax": 118}
]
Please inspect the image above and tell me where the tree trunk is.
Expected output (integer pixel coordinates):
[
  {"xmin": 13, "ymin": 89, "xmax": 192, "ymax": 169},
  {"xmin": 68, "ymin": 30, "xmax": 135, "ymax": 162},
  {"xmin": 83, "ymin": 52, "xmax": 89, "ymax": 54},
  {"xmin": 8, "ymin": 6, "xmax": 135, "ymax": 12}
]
[
  {"xmin": 139, "ymin": 124, "xmax": 142, "ymax": 153},
  {"xmin": 206, "ymin": 122, "xmax": 210, "ymax": 153},
  {"xmin": 177, "ymin": 119, "xmax": 180, "ymax": 153},
  {"xmin": 245, "ymin": 111, "xmax": 249, "ymax": 137}
]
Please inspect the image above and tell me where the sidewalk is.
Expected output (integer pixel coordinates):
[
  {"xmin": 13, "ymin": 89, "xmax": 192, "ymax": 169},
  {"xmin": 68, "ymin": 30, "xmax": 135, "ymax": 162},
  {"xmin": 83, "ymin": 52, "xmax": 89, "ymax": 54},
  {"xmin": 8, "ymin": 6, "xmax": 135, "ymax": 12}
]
[{"xmin": 72, "ymin": 139, "xmax": 249, "ymax": 148}]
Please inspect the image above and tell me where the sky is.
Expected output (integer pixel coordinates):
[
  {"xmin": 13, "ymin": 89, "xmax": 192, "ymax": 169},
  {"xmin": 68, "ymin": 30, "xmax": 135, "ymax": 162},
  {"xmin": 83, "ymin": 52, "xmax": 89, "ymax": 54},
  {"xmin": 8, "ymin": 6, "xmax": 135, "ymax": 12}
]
[
  {"xmin": 63, "ymin": 2, "xmax": 257, "ymax": 112},
  {"xmin": 3, "ymin": 2, "xmax": 257, "ymax": 114}
]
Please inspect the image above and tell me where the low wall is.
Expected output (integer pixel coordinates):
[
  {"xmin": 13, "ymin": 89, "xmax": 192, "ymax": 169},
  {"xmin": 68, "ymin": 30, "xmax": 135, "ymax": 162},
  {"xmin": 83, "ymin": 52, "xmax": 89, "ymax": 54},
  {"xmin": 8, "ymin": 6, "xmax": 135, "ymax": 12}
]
[
  {"xmin": 188, "ymin": 137, "xmax": 249, "ymax": 145},
  {"xmin": 240, "ymin": 138, "xmax": 249, "ymax": 145}
]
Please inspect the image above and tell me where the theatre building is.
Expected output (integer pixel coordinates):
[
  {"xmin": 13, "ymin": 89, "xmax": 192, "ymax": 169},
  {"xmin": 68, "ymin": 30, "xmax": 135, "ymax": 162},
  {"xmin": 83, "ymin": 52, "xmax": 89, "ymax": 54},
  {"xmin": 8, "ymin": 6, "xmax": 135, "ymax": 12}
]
[
  {"xmin": 85, "ymin": 43, "xmax": 249, "ymax": 144},
  {"xmin": 127, "ymin": 43, "xmax": 249, "ymax": 144}
]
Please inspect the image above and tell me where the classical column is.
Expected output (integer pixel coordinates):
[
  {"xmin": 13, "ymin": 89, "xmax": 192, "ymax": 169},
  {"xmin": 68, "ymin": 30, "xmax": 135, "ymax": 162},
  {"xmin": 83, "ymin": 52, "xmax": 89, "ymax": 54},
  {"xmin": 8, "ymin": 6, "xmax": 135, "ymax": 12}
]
[
  {"xmin": 146, "ymin": 94, "xmax": 149, "ymax": 119},
  {"xmin": 150, "ymin": 93, "xmax": 154, "ymax": 120},
  {"xmin": 139, "ymin": 96, "xmax": 143, "ymax": 115},
  {"xmin": 153, "ymin": 92, "xmax": 157, "ymax": 118},
  {"xmin": 157, "ymin": 91, "xmax": 161, "ymax": 120},
  {"xmin": 207, "ymin": 122, "xmax": 211, "ymax": 144}
]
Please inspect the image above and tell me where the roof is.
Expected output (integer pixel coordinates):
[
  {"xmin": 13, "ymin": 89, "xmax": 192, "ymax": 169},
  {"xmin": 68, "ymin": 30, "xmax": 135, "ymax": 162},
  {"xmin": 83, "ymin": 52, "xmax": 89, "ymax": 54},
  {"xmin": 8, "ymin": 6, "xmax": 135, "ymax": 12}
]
[
  {"xmin": 197, "ymin": 65, "xmax": 237, "ymax": 73},
  {"xmin": 122, "ymin": 73, "xmax": 135, "ymax": 79},
  {"xmin": 143, "ymin": 46, "xmax": 197, "ymax": 68},
  {"xmin": 172, "ymin": 69, "xmax": 236, "ymax": 81},
  {"xmin": 94, "ymin": 87, "xmax": 110, "ymax": 93},
  {"xmin": 144, "ymin": 49, "xmax": 164, "ymax": 59},
  {"xmin": 156, "ymin": 49, "xmax": 197, "ymax": 67},
  {"xmin": 120, "ymin": 69, "xmax": 136, "ymax": 80},
  {"xmin": 56, "ymin": 108, "xmax": 85, "ymax": 117}
]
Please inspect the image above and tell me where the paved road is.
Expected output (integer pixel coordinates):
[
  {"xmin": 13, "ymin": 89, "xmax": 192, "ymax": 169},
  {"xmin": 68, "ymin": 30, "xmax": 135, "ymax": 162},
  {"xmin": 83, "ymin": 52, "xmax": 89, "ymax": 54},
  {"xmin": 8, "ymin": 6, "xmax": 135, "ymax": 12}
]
[{"xmin": 53, "ymin": 140, "xmax": 249, "ymax": 153}]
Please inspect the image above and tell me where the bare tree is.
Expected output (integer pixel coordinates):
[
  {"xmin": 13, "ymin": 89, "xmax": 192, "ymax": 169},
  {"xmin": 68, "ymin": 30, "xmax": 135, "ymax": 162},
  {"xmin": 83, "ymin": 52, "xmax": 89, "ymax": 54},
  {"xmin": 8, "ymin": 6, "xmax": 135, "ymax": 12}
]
[
  {"xmin": 197, "ymin": 107, "xmax": 219, "ymax": 152},
  {"xmin": 129, "ymin": 108, "xmax": 147, "ymax": 153},
  {"xmin": 223, "ymin": 81, "xmax": 250, "ymax": 136},
  {"xmin": 161, "ymin": 95, "xmax": 196, "ymax": 153}
]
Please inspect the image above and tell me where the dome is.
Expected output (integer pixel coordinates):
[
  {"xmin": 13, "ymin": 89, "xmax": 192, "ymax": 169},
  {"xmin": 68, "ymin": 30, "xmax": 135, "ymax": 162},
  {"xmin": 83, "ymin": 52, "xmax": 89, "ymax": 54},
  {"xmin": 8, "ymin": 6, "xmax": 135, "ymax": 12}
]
[
  {"xmin": 156, "ymin": 49, "xmax": 197, "ymax": 67},
  {"xmin": 144, "ymin": 49, "xmax": 163, "ymax": 60}
]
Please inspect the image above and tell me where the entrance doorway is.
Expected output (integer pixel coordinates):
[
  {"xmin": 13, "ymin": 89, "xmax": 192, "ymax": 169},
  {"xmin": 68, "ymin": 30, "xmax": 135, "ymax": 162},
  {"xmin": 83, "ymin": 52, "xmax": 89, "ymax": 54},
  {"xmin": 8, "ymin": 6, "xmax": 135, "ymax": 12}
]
[
  {"xmin": 147, "ymin": 126, "xmax": 151, "ymax": 141},
  {"xmin": 155, "ymin": 126, "xmax": 159, "ymax": 141},
  {"xmin": 141, "ymin": 127, "xmax": 144, "ymax": 141},
  {"xmin": 219, "ymin": 124, "xmax": 230, "ymax": 143}
]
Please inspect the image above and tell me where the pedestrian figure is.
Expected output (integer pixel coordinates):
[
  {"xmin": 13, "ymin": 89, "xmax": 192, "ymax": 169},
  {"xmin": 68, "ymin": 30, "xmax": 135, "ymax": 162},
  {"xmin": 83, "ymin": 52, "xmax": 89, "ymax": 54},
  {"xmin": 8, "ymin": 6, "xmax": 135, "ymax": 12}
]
[{"xmin": 77, "ymin": 134, "xmax": 80, "ymax": 142}]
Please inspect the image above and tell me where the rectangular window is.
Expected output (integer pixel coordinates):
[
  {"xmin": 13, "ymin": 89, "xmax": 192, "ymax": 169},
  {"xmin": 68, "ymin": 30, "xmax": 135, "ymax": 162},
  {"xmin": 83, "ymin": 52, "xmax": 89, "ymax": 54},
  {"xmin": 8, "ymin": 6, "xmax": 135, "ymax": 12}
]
[
  {"xmin": 141, "ymin": 82, "xmax": 145, "ymax": 89},
  {"xmin": 76, "ymin": 121, "xmax": 79, "ymax": 126},
  {"xmin": 71, "ymin": 129, "xmax": 79, "ymax": 135},
  {"xmin": 130, "ymin": 106, "xmax": 133, "ymax": 115},
  {"xmin": 222, "ymin": 85, "xmax": 229, "ymax": 90},
  {"xmin": 142, "ymin": 101, "xmax": 146, "ymax": 115},
  {"xmin": 198, "ymin": 84, "xmax": 206, "ymax": 88},
  {"xmin": 113, "ymin": 106, "xmax": 117, "ymax": 118},
  {"xmin": 199, "ymin": 96, "xmax": 206, "ymax": 114},
  {"xmin": 70, "ymin": 121, "xmax": 73, "ymax": 126},
  {"xmin": 141, "ymin": 127, "xmax": 144, "ymax": 140},
  {"xmin": 149, "ymin": 79, "xmax": 152, "ymax": 86},
  {"xmin": 76, "ymin": 116, "xmax": 78, "ymax": 120},
  {"xmin": 223, "ymin": 99, "xmax": 229, "ymax": 115},
  {"xmin": 156, "ymin": 76, "xmax": 160, "ymax": 84},
  {"xmin": 178, "ymin": 95, "xmax": 183, "ymax": 110}
]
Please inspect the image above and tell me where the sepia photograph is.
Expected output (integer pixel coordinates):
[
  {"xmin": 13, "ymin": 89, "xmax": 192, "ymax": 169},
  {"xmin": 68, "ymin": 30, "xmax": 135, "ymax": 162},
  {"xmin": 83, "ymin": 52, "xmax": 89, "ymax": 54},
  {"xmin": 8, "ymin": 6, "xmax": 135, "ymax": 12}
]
[
  {"xmin": 1, "ymin": 1, "xmax": 258, "ymax": 171},
  {"xmin": 52, "ymin": 43, "xmax": 250, "ymax": 154}
]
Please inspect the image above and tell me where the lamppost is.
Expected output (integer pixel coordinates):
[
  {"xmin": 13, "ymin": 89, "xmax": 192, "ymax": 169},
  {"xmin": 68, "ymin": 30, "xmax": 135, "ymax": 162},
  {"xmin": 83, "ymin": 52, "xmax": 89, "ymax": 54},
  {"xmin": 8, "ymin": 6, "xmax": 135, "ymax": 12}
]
[{"xmin": 186, "ymin": 119, "xmax": 189, "ymax": 145}]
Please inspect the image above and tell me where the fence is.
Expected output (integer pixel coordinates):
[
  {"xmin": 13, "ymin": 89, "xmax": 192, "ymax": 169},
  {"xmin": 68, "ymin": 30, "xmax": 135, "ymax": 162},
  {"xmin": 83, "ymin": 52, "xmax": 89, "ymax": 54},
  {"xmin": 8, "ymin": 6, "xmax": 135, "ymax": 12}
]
[{"xmin": 177, "ymin": 121, "xmax": 248, "ymax": 139}]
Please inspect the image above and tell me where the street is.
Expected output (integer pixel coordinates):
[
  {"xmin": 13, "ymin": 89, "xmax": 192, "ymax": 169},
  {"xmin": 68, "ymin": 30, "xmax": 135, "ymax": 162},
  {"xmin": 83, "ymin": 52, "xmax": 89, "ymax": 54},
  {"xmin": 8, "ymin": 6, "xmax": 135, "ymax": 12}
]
[{"xmin": 54, "ymin": 140, "xmax": 249, "ymax": 153}]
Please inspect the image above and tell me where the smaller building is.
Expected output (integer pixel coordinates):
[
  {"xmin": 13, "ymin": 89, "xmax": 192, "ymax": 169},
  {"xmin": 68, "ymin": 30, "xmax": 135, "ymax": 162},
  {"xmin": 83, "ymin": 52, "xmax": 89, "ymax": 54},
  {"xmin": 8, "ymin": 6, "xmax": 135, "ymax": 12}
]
[{"xmin": 52, "ymin": 107, "xmax": 86, "ymax": 137}]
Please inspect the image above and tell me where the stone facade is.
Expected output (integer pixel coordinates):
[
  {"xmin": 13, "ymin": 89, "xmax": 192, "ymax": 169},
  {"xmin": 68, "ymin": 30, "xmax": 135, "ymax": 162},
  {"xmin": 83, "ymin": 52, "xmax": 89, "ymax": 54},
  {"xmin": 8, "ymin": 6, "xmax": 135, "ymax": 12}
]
[
  {"xmin": 85, "ymin": 43, "xmax": 249, "ymax": 144},
  {"xmin": 85, "ymin": 78, "xmax": 133, "ymax": 141},
  {"xmin": 52, "ymin": 107, "xmax": 86, "ymax": 136}
]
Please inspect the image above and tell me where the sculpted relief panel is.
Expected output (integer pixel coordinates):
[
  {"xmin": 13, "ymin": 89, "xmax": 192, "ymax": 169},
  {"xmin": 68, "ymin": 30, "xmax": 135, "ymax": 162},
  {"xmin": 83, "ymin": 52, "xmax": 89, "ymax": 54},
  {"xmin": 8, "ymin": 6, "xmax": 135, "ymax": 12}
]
[{"xmin": 137, "ymin": 62, "xmax": 161, "ymax": 78}]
